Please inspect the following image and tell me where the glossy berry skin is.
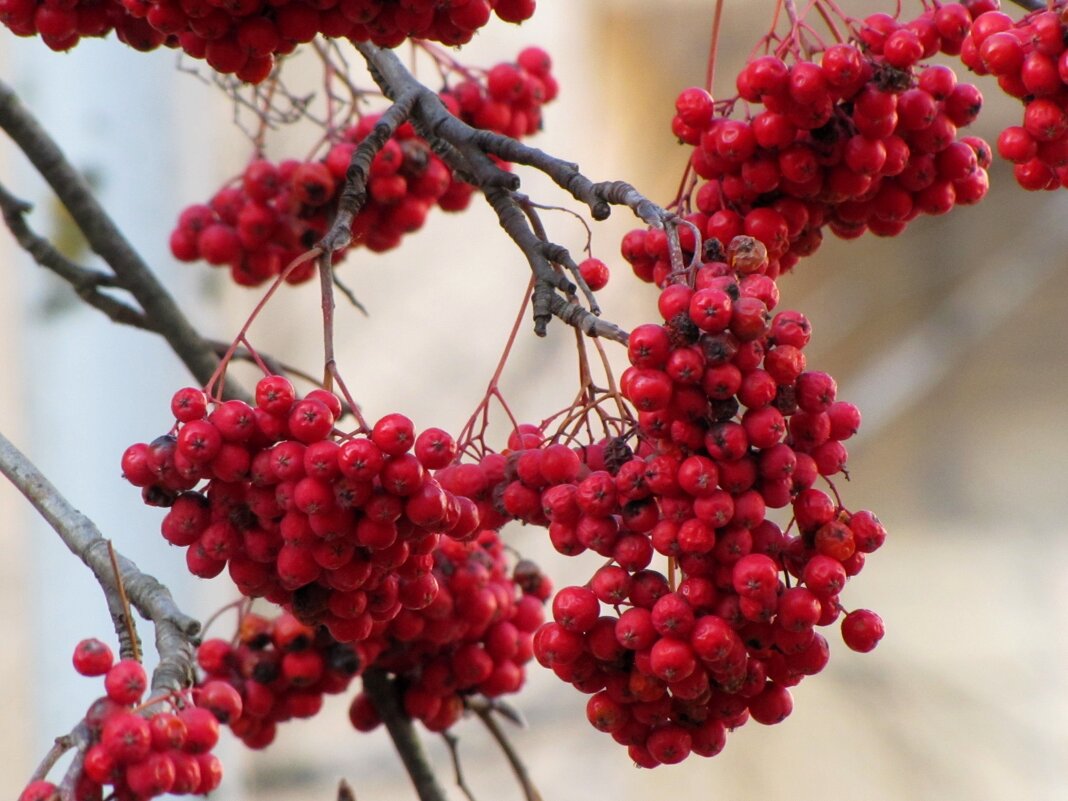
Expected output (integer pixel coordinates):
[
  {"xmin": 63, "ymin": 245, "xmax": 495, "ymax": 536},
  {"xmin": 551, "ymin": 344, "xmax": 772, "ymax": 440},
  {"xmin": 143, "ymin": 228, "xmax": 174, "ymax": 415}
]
[
  {"xmin": 104, "ymin": 659, "xmax": 147, "ymax": 705},
  {"xmin": 841, "ymin": 609, "xmax": 885, "ymax": 652},
  {"xmin": 579, "ymin": 257, "xmax": 610, "ymax": 291},
  {"xmin": 73, "ymin": 638, "xmax": 114, "ymax": 677}
]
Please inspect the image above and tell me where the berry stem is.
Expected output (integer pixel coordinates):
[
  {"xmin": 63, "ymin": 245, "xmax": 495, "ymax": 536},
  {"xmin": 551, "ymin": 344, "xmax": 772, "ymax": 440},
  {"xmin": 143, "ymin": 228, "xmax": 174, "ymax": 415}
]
[
  {"xmin": 107, "ymin": 540, "xmax": 141, "ymax": 663},
  {"xmin": 318, "ymin": 251, "xmax": 336, "ymax": 393},
  {"xmin": 704, "ymin": 0, "xmax": 726, "ymax": 94},
  {"xmin": 204, "ymin": 247, "xmax": 322, "ymax": 401},
  {"xmin": 326, "ymin": 361, "xmax": 371, "ymax": 433},
  {"xmin": 813, "ymin": 0, "xmax": 846, "ymax": 44},
  {"xmin": 457, "ymin": 277, "xmax": 532, "ymax": 457}
]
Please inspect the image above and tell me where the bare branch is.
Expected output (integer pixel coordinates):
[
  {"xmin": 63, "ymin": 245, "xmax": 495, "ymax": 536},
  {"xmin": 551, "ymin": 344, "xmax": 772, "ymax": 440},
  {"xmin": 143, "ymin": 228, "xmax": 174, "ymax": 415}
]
[
  {"xmin": 0, "ymin": 78, "xmax": 244, "ymax": 399},
  {"xmin": 320, "ymin": 89, "xmax": 420, "ymax": 253},
  {"xmin": 0, "ymin": 431, "xmax": 199, "ymax": 694},
  {"xmin": 441, "ymin": 732, "xmax": 478, "ymax": 801},
  {"xmin": 349, "ymin": 42, "xmax": 657, "ymax": 342},
  {"xmin": 468, "ymin": 698, "xmax": 542, "ymax": 801},
  {"xmin": 0, "ymin": 181, "xmax": 150, "ymax": 330},
  {"xmin": 361, "ymin": 670, "xmax": 449, "ymax": 801},
  {"xmin": 337, "ymin": 779, "xmax": 356, "ymax": 801}
]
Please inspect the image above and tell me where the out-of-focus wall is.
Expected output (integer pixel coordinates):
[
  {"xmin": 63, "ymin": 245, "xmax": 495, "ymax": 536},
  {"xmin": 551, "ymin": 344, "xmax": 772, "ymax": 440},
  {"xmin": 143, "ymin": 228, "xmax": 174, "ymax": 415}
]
[{"xmin": 3, "ymin": 1, "xmax": 1068, "ymax": 800}]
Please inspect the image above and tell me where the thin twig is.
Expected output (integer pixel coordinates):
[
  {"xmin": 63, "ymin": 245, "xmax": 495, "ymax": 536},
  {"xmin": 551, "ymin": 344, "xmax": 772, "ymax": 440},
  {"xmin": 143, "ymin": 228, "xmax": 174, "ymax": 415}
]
[
  {"xmin": 0, "ymin": 181, "xmax": 150, "ymax": 329},
  {"xmin": 441, "ymin": 732, "xmax": 478, "ymax": 801},
  {"xmin": 469, "ymin": 699, "xmax": 542, "ymax": 801}
]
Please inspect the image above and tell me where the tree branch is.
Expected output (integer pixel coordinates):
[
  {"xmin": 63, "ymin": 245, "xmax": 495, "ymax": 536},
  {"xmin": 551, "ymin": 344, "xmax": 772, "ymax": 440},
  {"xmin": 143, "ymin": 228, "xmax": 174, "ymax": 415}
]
[
  {"xmin": 348, "ymin": 42, "xmax": 657, "ymax": 342},
  {"xmin": 467, "ymin": 698, "xmax": 542, "ymax": 801},
  {"xmin": 0, "ymin": 78, "xmax": 244, "ymax": 399},
  {"xmin": 361, "ymin": 669, "xmax": 449, "ymax": 801},
  {"xmin": 321, "ymin": 88, "xmax": 420, "ymax": 253},
  {"xmin": 0, "ymin": 181, "xmax": 152, "ymax": 330},
  {"xmin": 0, "ymin": 431, "xmax": 199, "ymax": 694}
]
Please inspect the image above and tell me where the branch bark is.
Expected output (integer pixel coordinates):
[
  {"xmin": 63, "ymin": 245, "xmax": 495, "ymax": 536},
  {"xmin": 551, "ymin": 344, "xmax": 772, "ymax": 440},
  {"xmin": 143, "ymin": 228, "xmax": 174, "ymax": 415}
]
[
  {"xmin": 362, "ymin": 669, "xmax": 449, "ymax": 801},
  {"xmin": 0, "ymin": 78, "xmax": 245, "ymax": 399},
  {"xmin": 0, "ymin": 430, "xmax": 199, "ymax": 694},
  {"xmin": 345, "ymin": 42, "xmax": 659, "ymax": 343}
]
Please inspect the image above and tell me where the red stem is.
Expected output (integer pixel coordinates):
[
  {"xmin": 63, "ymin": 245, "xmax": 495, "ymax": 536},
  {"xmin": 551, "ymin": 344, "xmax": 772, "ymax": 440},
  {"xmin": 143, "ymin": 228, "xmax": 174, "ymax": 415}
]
[
  {"xmin": 204, "ymin": 247, "xmax": 322, "ymax": 400},
  {"xmin": 704, "ymin": 0, "xmax": 726, "ymax": 94}
]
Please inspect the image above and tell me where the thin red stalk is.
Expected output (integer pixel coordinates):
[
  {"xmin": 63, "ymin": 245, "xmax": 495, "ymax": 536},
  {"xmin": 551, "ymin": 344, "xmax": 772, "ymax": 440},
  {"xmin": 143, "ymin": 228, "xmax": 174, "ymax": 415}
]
[
  {"xmin": 239, "ymin": 336, "xmax": 272, "ymax": 375},
  {"xmin": 456, "ymin": 276, "xmax": 534, "ymax": 452},
  {"xmin": 813, "ymin": 0, "xmax": 846, "ymax": 44},
  {"xmin": 204, "ymin": 247, "xmax": 321, "ymax": 400},
  {"xmin": 318, "ymin": 252, "xmax": 336, "ymax": 391},
  {"xmin": 704, "ymin": 0, "xmax": 727, "ymax": 94},
  {"xmin": 326, "ymin": 362, "xmax": 370, "ymax": 432}
]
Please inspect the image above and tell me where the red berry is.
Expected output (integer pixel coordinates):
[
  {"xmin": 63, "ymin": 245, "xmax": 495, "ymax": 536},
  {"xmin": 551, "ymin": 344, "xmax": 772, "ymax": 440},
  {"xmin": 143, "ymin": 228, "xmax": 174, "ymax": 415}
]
[
  {"xmin": 73, "ymin": 638, "xmax": 114, "ymax": 677},
  {"xmin": 104, "ymin": 659, "xmax": 147, "ymax": 705},
  {"xmin": 841, "ymin": 609, "xmax": 885, "ymax": 652}
]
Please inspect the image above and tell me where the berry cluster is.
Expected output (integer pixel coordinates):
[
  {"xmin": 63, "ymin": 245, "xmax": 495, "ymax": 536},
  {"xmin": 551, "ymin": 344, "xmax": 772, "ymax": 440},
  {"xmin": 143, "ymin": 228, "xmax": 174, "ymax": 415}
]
[
  {"xmin": 0, "ymin": 0, "xmax": 536, "ymax": 76},
  {"xmin": 20, "ymin": 639, "xmax": 228, "ymax": 801},
  {"xmin": 482, "ymin": 239, "xmax": 885, "ymax": 765},
  {"xmin": 346, "ymin": 0, "xmax": 536, "ymax": 49},
  {"xmin": 625, "ymin": 4, "xmax": 994, "ymax": 286},
  {"xmin": 195, "ymin": 611, "xmax": 362, "ymax": 748},
  {"xmin": 439, "ymin": 45, "xmax": 558, "ymax": 140},
  {"xmin": 0, "ymin": 0, "xmax": 162, "ymax": 53},
  {"xmin": 169, "ymin": 47, "xmax": 557, "ymax": 286},
  {"xmin": 121, "ymin": 375, "xmax": 485, "ymax": 643},
  {"xmin": 349, "ymin": 531, "xmax": 548, "ymax": 732},
  {"xmin": 960, "ymin": 5, "xmax": 1068, "ymax": 190}
]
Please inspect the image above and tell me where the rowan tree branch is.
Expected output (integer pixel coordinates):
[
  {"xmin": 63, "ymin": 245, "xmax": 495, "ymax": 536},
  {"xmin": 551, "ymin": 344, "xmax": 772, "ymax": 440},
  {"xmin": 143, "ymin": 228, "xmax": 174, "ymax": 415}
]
[
  {"xmin": 0, "ymin": 78, "xmax": 245, "ymax": 399},
  {"xmin": 0, "ymin": 430, "xmax": 199, "ymax": 695},
  {"xmin": 467, "ymin": 697, "xmax": 542, "ymax": 801},
  {"xmin": 361, "ymin": 669, "xmax": 449, "ymax": 801},
  {"xmin": 1005, "ymin": 0, "xmax": 1044, "ymax": 11},
  {"xmin": 342, "ymin": 42, "xmax": 656, "ymax": 344},
  {"xmin": 0, "ymin": 181, "xmax": 152, "ymax": 330}
]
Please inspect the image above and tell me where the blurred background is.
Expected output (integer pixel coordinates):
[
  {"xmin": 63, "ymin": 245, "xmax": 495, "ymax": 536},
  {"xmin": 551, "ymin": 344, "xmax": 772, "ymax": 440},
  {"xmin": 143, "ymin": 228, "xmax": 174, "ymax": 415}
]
[{"xmin": 2, "ymin": 1, "xmax": 1067, "ymax": 800}]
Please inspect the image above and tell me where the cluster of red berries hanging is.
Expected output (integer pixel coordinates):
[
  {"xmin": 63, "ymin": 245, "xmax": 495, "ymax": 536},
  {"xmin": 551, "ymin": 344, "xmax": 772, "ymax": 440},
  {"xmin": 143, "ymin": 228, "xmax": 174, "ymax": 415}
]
[
  {"xmin": 959, "ymin": 5, "xmax": 1068, "ymax": 189},
  {"xmin": 195, "ymin": 611, "xmax": 362, "ymax": 749},
  {"xmin": 0, "ymin": 0, "xmax": 535, "ymax": 78},
  {"xmin": 20, "ymin": 639, "xmax": 228, "ymax": 801},
  {"xmin": 624, "ymin": 2, "xmax": 999, "ymax": 286},
  {"xmin": 169, "ymin": 47, "xmax": 557, "ymax": 286},
  {"xmin": 121, "ymin": 374, "xmax": 493, "ymax": 644},
  {"xmin": 350, "ymin": 532, "xmax": 549, "ymax": 732},
  {"xmin": 0, "ymin": 0, "xmax": 164, "ymax": 53},
  {"xmin": 484, "ymin": 237, "xmax": 885, "ymax": 765}
]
